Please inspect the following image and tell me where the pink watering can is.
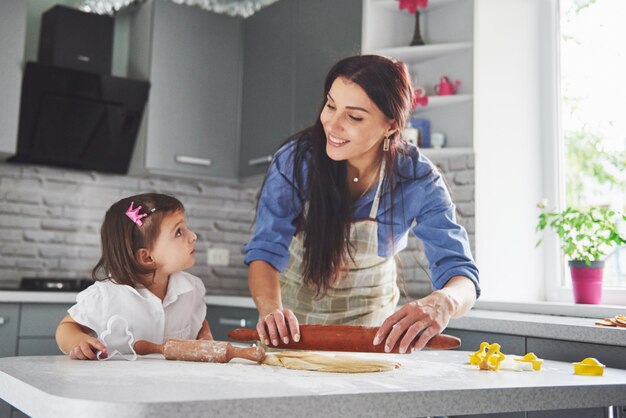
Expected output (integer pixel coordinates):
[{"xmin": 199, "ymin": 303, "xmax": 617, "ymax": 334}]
[{"xmin": 434, "ymin": 76, "xmax": 460, "ymax": 96}]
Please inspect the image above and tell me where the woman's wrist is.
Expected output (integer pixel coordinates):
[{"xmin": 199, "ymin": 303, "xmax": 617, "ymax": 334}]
[{"xmin": 432, "ymin": 288, "xmax": 460, "ymax": 317}]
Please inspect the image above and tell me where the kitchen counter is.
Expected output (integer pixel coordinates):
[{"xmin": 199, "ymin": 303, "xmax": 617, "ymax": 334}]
[
  {"xmin": 0, "ymin": 290, "xmax": 255, "ymax": 308},
  {"xmin": 449, "ymin": 309, "xmax": 626, "ymax": 347},
  {"xmin": 1, "ymin": 351, "xmax": 626, "ymax": 417},
  {"xmin": 3, "ymin": 290, "xmax": 624, "ymax": 347}
]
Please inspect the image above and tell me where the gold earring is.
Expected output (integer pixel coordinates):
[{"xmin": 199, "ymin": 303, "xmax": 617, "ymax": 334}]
[{"xmin": 383, "ymin": 136, "xmax": 390, "ymax": 152}]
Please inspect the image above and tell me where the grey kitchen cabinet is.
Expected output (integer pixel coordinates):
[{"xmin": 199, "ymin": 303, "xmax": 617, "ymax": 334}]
[
  {"xmin": 293, "ymin": 0, "xmax": 362, "ymax": 131},
  {"xmin": 0, "ymin": 304, "xmax": 19, "ymax": 358},
  {"xmin": 527, "ymin": 337, "xmax": 626, "ymax": 370},
  {"xmin": 445, "ymin": 328, "xmax": 526, "ymax": 354},
  {"xmin": 238, "ymin": 0, "xmax": 362, "ymax": 178},
  {"xmin": 18, "ymin": 303, "xmax": 71, "ymax": 355},
  {"xmin": 206, "ymin": 304, "xmax": 258, "ymax": 341},
  {"xmin": 0, "ymin": 0, "xmax": 26, "ymax": 160},
  {"xmin": 128, "ymin": 0, "xmax": 242, "ymax": 179},
  {"xmin": 239, "ymin": 0, "xmax": 295, "ymax": 178}
]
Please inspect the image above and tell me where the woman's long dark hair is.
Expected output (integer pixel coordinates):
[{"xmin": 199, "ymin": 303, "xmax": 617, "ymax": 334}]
[{"xmin": 268, "ymin": 55, "xmax": 416, "ymax": 297}]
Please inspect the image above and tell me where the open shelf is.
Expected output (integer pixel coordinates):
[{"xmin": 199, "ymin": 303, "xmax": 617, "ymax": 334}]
[
  {"xmin": 369, "ymin": 42, "xmax": 473, "ymax": 63},
  {"xmin": 374, "ymin": 0, "xmax": 461, "ymax": 12},
  {"xmin": 421, "ymin": 147, "xmax": 473, "ymax": 158},
  {"xmin": 413, "ymin": 94, "xmax": 473, "ymax": 112}
]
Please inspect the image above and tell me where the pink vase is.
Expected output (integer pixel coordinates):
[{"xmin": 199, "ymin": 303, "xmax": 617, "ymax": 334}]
[{"xmin": 568, "ymin": 260, "xmax": 604, "ymax": 304}]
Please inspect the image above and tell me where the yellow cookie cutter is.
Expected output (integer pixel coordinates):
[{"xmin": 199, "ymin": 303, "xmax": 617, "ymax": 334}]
[
  {"xmin": 573, "ymin": 358, "xmax": 605, "ymax": 376},
  {"xmin": 514, "ymin": 352, "xmax": 544, "ymax": 371},
  {"xmin": 469, "ymin": 342, "xmax": 505, "ymax": 371}
]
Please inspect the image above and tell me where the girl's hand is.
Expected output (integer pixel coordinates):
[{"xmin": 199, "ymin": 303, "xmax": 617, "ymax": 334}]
[
  {"xmin": 257, "ymin": 308, "xmax": 300, "ymax": 347},
  {"xmin": 196, "ymin": 320, "xmax": 214, "ymax": 340},
  {"xmin": 69, "ymin": 337, "xmax": 107, "ymax": 360},
  {"xmin": 373, "ymin": 290, "xmax": 458, "ymax": 353}
]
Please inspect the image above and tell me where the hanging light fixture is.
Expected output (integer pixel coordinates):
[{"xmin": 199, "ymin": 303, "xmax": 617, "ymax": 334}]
[{"xmin": 78, "ymin": 0, "xmax": 281, "ymax": 17}]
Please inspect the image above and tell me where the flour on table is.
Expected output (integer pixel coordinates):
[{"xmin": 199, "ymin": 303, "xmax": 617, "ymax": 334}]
[{"xmin": 262, "ymin": 351, "xmax": 400, "ymax": 373}]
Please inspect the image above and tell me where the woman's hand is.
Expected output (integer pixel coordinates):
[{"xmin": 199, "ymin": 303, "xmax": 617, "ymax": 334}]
[
  {"xmin": 69, "ymin": 337, "xmax": 107, "ymax": 360},
  {"xmin": 373, "ymin": 289, "xmax": 458, "ymax": 353},
  {"xmin": 257, "ymin": 308, "xmax": 300, "ymax": 347}
]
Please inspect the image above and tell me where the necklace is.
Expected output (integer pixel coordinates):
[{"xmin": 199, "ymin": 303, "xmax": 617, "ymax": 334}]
[
  {"xmin": 351, "ymin": 157, "xmax": 382, "ymax": 184},
  {"xmin": 352, "ymin": 159, "xmax": 382, "ymax": 200}
]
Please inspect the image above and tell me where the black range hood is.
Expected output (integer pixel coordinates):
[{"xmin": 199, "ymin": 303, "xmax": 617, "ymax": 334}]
[{"xmin": 9, "ymin": 62, "xmax": 150, "ymax": 174}]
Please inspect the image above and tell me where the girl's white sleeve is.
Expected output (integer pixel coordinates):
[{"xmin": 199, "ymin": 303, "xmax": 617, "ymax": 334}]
[{"xmin": 67, "ymin": 284, "xmax": 107, "ymax": 336}]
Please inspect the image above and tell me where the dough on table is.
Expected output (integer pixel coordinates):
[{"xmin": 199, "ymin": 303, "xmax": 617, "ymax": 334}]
[{"xmin": 262, "ymin": 351, "xmax": 400, "ymax": 373}]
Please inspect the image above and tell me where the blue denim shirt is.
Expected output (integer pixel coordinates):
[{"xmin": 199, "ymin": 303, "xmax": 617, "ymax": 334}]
[{"xmin": 244, "ymin": 140, "xmax": 480, "ymax": 296}]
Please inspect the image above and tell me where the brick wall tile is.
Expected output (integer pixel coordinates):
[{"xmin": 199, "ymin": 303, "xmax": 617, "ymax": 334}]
[
  {"xmin": 448, "ymin": 155, "xmax": 468, "ymax": 171},
  {"xmin": 454, "ymin": 170, "xmax": 474, "ymax": 186},
  {"xmin": 0, "ymin": 230, "xmax": 22, "ymax": 242},
  {"xmin": 64, "ymin": 234, "xmax": 101, "ymax": 246},
  {"xmin": 24, "ymin": 230, "xmax": 64, "ymax": 243},
  {"xmin": 38, "ymin": 244, "xmax": 80, "ymax": 258},
  {"xmin": 58, "ymin": 258, "xmax": 97, "ymax": 272},
  {"xmin": 5, "ymin": 190, "xmax": 42, "ymax": 204},
  {"xmin": 2, "ymin": 244, "xmax": 37, "ymax": 257},
  {"xmin": 0, "ymin": 214, "xmax": 39, "ymax": 229},
  {"xmin": 0, "ymin": 203, "xmax": 21, "ymax": 214},
  {"xmin": 41, "ymin": 219, "xmax": 83, "ymax": 232}
]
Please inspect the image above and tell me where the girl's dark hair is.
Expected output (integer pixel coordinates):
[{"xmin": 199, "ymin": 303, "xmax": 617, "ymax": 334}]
[
  {"xmin": 288, "ymin": 55, "xmax": 416, "ymax": 296},
  {"xmin": 92, "ymin": 193, "xmax": 185, "ymax": 288}
]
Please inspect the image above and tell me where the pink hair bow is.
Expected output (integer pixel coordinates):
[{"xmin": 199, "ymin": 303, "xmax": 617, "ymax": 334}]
[
  {"xmin": 399, "ymin": 0, "xmax": 428, "ymax": 14},
  {"xmin": 125, "ymin": 201, "xmax": 147, "ymax": 227}
]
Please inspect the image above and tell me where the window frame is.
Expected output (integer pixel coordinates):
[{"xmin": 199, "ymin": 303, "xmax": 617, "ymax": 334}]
[{"xmin": 545, "ymin": 0, "xmax": 626, "ymax": 306}]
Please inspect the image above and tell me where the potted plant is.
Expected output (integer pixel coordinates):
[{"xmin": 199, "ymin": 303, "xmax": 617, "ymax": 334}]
[{"xmin": 536, "ymin": 202, "xmax": 626, "ymax": 304}]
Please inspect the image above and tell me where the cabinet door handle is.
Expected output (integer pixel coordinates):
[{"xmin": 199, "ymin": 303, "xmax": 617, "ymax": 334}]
[
  {"xmin": 218, "ymin": 318, "xmax": 249, "ymax": 327},
  {"xmin": 0, "ymin": 317, "xmax": 5, "ymax": 326},
  {"xmin": 174, "ymin": 155, "xmax": 212, "ymax": 167},
  {"xmin": 248, "ymin": 155, "xmax": 273, "ymax": 166}
]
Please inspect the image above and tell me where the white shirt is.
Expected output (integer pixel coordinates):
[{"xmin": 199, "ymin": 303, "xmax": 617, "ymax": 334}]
[{"xmin": 68, "ymin": 271, "xmax": 207, "ymax": 345}]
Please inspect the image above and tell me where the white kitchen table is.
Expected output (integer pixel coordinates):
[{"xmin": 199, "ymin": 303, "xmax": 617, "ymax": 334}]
[{"xmin": 1, "ymin": 350, "xmax": 625, "ymax": 417}]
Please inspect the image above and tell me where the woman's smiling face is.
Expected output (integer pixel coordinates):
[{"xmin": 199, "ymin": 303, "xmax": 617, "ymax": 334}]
[{"xmin": 320, "ymin": 77, "xmax": 395, "ymax": 165}]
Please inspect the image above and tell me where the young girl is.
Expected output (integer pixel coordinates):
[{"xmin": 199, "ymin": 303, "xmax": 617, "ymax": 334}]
[{"xmin": 56, "ymin": 193, "xmax": 212, "ymax": 360}]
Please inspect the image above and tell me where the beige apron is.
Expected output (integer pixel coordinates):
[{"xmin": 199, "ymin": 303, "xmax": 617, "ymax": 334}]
[{"xmin": 280, "ymin": 160, "xmax": 400, "ymax": 326}]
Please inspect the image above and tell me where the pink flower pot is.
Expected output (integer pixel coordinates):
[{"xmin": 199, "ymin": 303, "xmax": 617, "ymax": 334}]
[{"xmin": 568, "ymin": 260, "xmax": 604, "ymax": 304}]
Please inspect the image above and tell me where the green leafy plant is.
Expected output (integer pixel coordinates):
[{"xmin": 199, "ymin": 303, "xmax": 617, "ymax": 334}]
[{"xmin": 536, "ymin": 203, "xmax": 626, "ymax": 264}]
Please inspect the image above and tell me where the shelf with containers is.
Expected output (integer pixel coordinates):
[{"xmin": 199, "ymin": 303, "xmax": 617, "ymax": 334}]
[{"xmin": 362, "ymin": 0, "xmax": 474, "ymax": 151}]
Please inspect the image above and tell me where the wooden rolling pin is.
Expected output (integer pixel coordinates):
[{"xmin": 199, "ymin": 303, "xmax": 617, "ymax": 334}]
[
  {"xmin": 134, "ymin": 339, "xmax": 266, "ymax": 363},
  {"xmin": 228, "ymin": 324, "xmax": 461, "ymax": 353}
]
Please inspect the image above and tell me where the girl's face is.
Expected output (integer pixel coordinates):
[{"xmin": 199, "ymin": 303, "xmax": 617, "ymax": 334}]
[
  {"xmin": 320, "ymin": 77, "xmax": 396, "ymax": 166},
  {"xmin": 149, "ymin": 210, "xmax": 197, "ymax": 275}
]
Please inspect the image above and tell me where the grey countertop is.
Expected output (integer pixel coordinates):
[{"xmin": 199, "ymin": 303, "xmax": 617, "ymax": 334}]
[
  {"xmin": 1, "ymin": 351, "xmax": 626, "ymax": 417},
  {"xmin": 449, "ymin": 309, "xmax": 626, "ymax": 347},
  {"xmin": 0, "ymin": 290, "xmax": 255, "ymax": 308},
  {"xmin": 3, "ymin": 291, "xmax": 625, "ymax": 347}
]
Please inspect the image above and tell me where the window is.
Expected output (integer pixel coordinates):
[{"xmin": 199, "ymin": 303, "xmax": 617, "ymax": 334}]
[{"xmin": 559, "ymin": 0, "xmax": 626, "ymax": 298}]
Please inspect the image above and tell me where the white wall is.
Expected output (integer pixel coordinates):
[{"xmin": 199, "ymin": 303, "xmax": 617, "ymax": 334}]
[{"xmin": 474, "ymin": 0, "xmax": 559, "ymax": 301}]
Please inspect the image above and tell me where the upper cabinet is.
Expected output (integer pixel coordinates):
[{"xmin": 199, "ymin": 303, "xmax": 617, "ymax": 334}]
[
  {"xmin": 238, "ymin": 0, "xmax": 362, "ymax": 178},
  {"xmin": 0, "ymin": 0, "xmax": 26, "ymax": 159},
  {"xmin": 128, "ymin": 0, "xmax": 242, "ymax": 179},
  {"xmin": 362, "ymin": 0, "xmax": 474, "ymax": 151}
]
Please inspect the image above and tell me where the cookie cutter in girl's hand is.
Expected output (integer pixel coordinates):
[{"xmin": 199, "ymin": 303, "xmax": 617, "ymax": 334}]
[{"xmin": 97, "ymin": 315, "xmax": 137, "ymax": 361}]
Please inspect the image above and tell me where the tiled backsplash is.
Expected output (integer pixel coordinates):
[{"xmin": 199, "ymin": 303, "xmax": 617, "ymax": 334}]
[{"xmin": 0, "ymin": 151, "xmax": 474, "ymax": 299}]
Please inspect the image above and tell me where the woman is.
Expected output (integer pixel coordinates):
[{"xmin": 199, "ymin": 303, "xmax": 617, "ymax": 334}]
[{"xmin": 244, "ymin": 55, "xmax": 479, "ymax": 354}]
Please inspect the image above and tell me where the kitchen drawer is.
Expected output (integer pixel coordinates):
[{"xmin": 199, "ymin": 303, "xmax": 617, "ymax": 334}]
[
  {"xmin": 17, "ymin": 337, "xmax": 62, "ymax": 356},
  {"xmin": 19, "ymin": 303, "xmax": 72, "ymax": 337},
  {"xmin": 206, "ymin": 305, "xmax": 258, "ymax": 341},
  {"xmin": 445, "ymin": 329, "xmax": 526, "ymax": 354},
  {"xmin": 527, "ymin": 337, "xmax": 626, "ymax": 369},
  {"xmin": 0, "ymin": 303, "xmax": 19, "ymax": 358}
]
